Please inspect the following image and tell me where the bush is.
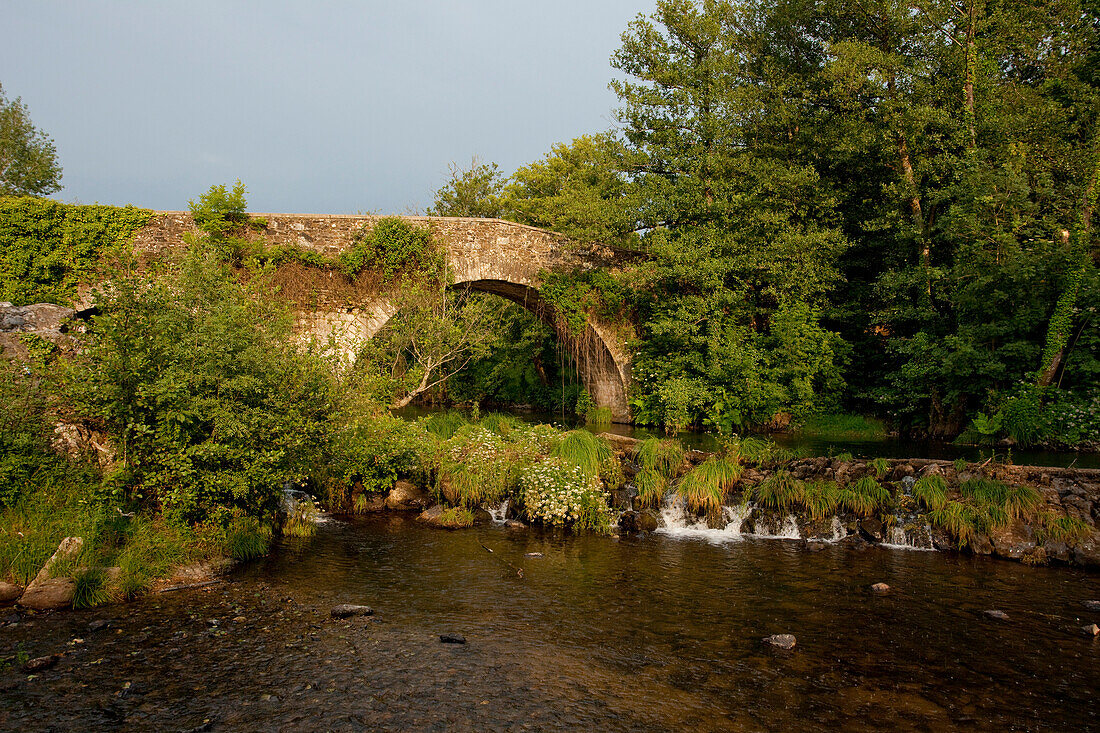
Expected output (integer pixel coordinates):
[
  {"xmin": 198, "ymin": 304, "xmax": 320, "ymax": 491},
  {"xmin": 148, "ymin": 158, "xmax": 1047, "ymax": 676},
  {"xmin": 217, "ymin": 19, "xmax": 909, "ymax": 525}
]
[
  {"xmin": 519, "ymin": 458, "xmax": 611, "ymax": 531},
  {"xmin": 339, "ymin": 218, "xmax": 442, "ymax": 280}
]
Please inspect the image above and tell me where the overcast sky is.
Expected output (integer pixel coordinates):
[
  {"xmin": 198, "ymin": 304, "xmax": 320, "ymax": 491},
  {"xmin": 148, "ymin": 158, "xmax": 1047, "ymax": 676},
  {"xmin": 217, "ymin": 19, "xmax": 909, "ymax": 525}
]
[{"xmin": 3, "ymin": 1, "xmax": 653, "ymax": 214}]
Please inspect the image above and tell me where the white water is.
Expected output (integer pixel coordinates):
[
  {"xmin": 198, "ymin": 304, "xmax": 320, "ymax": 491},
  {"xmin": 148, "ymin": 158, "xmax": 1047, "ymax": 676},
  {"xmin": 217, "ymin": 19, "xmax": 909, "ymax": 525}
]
[
  {"xmin": 656, "ymin": 500, "xmax": 750, "ymax": 543},
  {"xmin": 487, "ymin": 500, "xmax": 510, "ymax": 524},
  {"xmin": 750, "ymin": 514, "xmax": 802, "ymax": 540},
  {"xmin": 882, "ymin": 523, "xmax": 936, "ymax": 551}
]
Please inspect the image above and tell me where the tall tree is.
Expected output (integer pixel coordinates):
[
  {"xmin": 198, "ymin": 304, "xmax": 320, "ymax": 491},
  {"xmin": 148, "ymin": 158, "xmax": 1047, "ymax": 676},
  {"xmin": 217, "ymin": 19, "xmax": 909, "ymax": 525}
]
[{"xmin": 0, "ymin": 83, "xmax": 62, "ymax": 197}]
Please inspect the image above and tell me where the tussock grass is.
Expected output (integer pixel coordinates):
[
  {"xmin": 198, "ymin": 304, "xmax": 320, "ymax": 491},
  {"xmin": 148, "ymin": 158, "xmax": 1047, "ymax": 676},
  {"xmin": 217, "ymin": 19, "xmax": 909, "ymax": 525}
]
[
  {"xmin": 585, "ymin": 406, "xmax": 613, "ymax": 427},
  {"xmin": 423, "ymin": 410, "xmax": 470, "ymax": 439},
  {"xmin": 225, "ymin": 517, "xmax": 272, "ymax": 562},
  {"xmin": 837, "ymin": 477, "xmax": 890, "ymax": 517},
  {"xmin": 754, "ymin": 470, "xmax": 806, "ymax": 513},
  {"xmin": 283, "ymin": 499, "xmax": 318, "ymax": 538},
  {"xmin": 1035, "ymin": 511, "xmax": 1091, "ymax": 544},
  {"xmin": 802, "ymin": 480, "xmax": 842, "ymax": 520},
  {"xmin": 912, "ymin": 475, "xmax": 948, "ymax": 512},
  {"xmin": 869, "ymin": 457, "xmax": 890, "ymax": 478},
  {"xmin": 72, "ymin": 567, "xmax": 110, "ymax": 609},
  {"xmin": 438, "ymin": 507, "xmax": 475, "ymax": 528},
  {"xmin": 552, "ymin": 430, "xmax": 621, "ymax": 487},
  {"xmin": 633, "ymin": 438, "xmax": 685, "ymax": 478},
  {"xmin": 633, "ymin": 468, "xmax": 667, "ymax": 509},
  {"xmin": 676, "ymin": 457, "xmax": 741, "ymax": 514}
]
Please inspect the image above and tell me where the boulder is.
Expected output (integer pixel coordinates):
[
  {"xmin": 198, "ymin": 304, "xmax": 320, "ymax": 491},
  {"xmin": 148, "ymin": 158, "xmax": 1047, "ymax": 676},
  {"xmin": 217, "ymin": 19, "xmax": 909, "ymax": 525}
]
[
  {"xmin": 416, "ymin": 505, "xmax": 445, "ymax": 526},
  {"xmin": 18, "ymin": 577, "xmax": 75, "ymax": 611},
  {"xmin": 1083, "ymin": 624, "xmax": 1100, "ymax": 637},
  {"xmin": 385, "ymin": 480, "xmax": 430, "ymax": 511},
  {"xmin": 763, "ymin": 634, "xmax": 796, "ymax": 650},
  {"xmin": 331, "ymin": 604, "xmax": 374, "ymax": 618},
  {"xmin": 30, "ymin": 536, "xmax": 83, "ymax": 587},
  {"xmin": 504, "ymin": 519, "xmax": 526, "ymax": 530},
  {"xmin": 0, "ymin": 582, "xmax": 22, "ymax": 604},
  {"xmin": 618, "ymin": 510, "xmax": 658, "ymax": 533},
  {"xmin": 989, "ymin": 522, "xmax": 1036, "ymax": 560},
  {"xmin": 858, "ymin": 518, "xmax": 884, "ymax": 543}
]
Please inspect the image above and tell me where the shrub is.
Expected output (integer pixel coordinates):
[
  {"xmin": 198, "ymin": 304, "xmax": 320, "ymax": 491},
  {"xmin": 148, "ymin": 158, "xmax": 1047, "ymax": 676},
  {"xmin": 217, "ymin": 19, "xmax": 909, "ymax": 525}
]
[
  {"xmin": 339, "ymin": 218, "xmax": 441, "ymax": 280},
  {"xmin": 519, "ymin": 458, "xmax": 610, "ymax": 531}
]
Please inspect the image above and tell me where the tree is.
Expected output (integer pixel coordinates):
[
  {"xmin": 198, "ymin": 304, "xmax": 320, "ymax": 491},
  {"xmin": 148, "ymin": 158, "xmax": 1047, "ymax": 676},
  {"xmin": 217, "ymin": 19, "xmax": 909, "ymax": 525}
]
[
  {"xmin": 428, "ymin": 158, "xmax": 505, "ymax": 218},
  {"xmin": 0, "ymin": 83, "xmax": 62, "ymax": 197}
]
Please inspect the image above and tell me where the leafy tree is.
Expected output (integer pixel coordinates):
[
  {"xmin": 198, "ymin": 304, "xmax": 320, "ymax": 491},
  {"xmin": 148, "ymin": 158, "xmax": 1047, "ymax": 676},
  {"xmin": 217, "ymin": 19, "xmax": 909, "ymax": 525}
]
[
  {"xmin": 0, "ymin": 83, "xmax": 62, "ymax": 197},
  {"xmin": 428, "ymin": 159, "xmax": 505, "ymax": 218}
]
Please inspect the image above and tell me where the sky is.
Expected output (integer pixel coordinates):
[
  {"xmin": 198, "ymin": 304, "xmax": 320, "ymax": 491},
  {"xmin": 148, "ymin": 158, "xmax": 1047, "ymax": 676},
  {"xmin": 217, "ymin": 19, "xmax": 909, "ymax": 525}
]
[{"xmin": 3, "ymin": 1, "xmax": 653, "ymax": 214}]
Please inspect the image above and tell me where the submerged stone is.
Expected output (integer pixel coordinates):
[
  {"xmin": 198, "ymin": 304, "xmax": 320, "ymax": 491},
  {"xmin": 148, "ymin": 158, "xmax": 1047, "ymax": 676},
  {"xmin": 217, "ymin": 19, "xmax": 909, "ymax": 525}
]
[
  {"xmin": 440, "ymin": 633, "xmax": 466, "ymax": 644},
  {"xmin": 763, "ymin": 634, "xmax": 796, "ymax": 650},
  {"xmin": 22, "ymin": 655, "xmax": 59, "ymax": 673},
  {"xmin": 871, "ymin": 583, "xmax": 890, "ymax": 593},
  {"xmin": 1083, "ymin": 600, "xmax": 1100, "ymax": 612},
  {"xmin": 1083, "ymin": 624, "xmax": 1100, "ymax": 637},
  {"xmin": 983, "ymin": 610, "xmax": 1009, "ymax": 621},
  {"xmin": 331, "ymin": 604, "xmax": 374, "ymax": 618}
]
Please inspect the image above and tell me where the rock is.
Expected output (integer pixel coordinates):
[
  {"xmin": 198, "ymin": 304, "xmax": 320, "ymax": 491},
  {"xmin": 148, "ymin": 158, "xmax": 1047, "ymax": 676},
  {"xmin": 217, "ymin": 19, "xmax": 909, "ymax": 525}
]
[
  {"xmin": 87, "ymin": 619, "xmax": 114, "ymax": 633},
  {"xmin": 0, "ymin": 582, "xmax": 22, "ymax": 603},
  {"xmin": 989, "ymin": 522, "xmax": 1036, "ymax": 560},
  {"xmin": 1083, "ymin": 600, "xmax": 1100, "ymax": 612},
  {"xmin": 1083, "ymin": 624, "xmax": 1100, "ymax": 637},
  {"xmin": 763, "ymin": 634, "xmax": 796, "ymax": 650},
  {"xmin": 21, "ymin": 655, "xmax": 59, "ymax": 673},
  {"xmin": 983, "ymin": 609, "xmax": 1009, "ymax": 621},
  {"xmin": 618, "ymin": 510, "xmax": 657, "ymax": 533},
  {"xmin": 871, "ymin": 583, "xmax": 890, "ymax": 593},
  {"xmin": 29, "ymin": 536, "xmax": 83, "ymax": 587},
  {"xmin": 18, "ymin": 577, "xmax": 75, "ymax": 611},
  {"xmin": 330, "ymin": 604, "xmax": 374, "ymax": 618},
  {"xmin": 3, "ymin": 612, "xmax": 21, "ymax": 625},
  {"xmin": 525, "ymin": 552, "xmax": 544, "ymax": 558},
  {"xmin": 804, "ymin": 540, "xmax": 828, "ymax": 552},
  {"xmin": 416, "ymin": 505, "xmax": 445, "ymax": 526},
  {"xmin": 439, "ymin": 633, "xmax": 466, "ymax": 644},
  {"xmin": 504, "ymin": 519, "xmax": 526, "ymax": 530},
  {"xmin": 472, "ymin": 507, "xmax": 494, "ymax": 525},
  {"xmin": 637, "ymin": 512, "xmax": 659, "ymax": 532},
  {"xmin": 355, "ymin": 493, "xmax": 387, "ymax": 512},
  {"xmin": 385, "ymin": 480, "xmax": 430, "ymax": 511},
  {"xmin": 858, "ymin": 518, "xmax": 884, "ymax": 543}
]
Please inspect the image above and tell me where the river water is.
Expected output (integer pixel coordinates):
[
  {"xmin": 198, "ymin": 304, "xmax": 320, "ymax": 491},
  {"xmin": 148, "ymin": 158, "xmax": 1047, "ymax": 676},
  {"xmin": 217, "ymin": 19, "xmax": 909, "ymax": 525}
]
[{"xmin": 2, "ymin": 514, "xmax": 1098, "ymax": 731}]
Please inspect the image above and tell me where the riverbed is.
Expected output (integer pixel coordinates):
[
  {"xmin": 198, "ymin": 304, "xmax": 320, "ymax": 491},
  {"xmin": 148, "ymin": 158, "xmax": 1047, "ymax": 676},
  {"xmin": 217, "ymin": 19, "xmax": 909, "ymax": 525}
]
[{"xmin": 2, "ymin": 514, "xmax": 1098, "ymax": 731}]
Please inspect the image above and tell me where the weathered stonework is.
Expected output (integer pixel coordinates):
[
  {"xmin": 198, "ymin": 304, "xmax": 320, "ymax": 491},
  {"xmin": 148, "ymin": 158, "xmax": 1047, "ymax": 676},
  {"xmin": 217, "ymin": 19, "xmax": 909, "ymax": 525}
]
[{"xmin": 131, "ymin": 213, "xmax": 634, "ymax": 421}]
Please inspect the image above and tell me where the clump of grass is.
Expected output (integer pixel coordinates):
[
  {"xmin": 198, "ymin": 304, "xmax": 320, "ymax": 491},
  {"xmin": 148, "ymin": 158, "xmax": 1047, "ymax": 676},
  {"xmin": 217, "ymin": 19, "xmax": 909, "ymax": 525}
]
[
  {"xmin": 633, "ymin": 437, "xmax": 685, "ymax": 478},
  {"xmin": 953, "ymin": 458, "xmax": 968, "ymax": 473},
  {"xmin": 834, "ymin": 451, "xmax": 854, "ymax": 463},
  {"xmin": 912, "ymin": 474, "xmax": 948, "ymax": 512},
  {"xmin": 754, "ymin": 470, "xmax": 806, "ymax": 513},
  {"xmin": 479, "ymin": 412, "xmax": 522, "ymax": 436},
  {"xmin": 585, "ymin": 406, "xmax": 613, "ymax": 427},
  {"xmin": 960, "ymin": 478, "xmax": 1040, "ymax": 521},
  {"xmin": 224, "ymin": 516, "xmax": 272, "ymax": 561},
  {"xmin": 802, "ymin": 480, "xmax": 841, "ymax": 520},
  {"xmin": 283, "ymin": 499, "xmax": 318, "ymax": 538},
  {"xmin": 675, "ymin": 457, "xmax": 741, "ymax": 513},
  {"xmin": 437, "ymin": 507, "xmax": 475, "ymax": 528},
  {"xmin": 928, "ymin": 501, "xmax": 984, "ymax": 548},
  {"xmin": 352, "ymin": 493, "xmax": 378, "ymax": 513},
  {"xmin": 1035, "ymin": 511, "xmax": 1091, "ymax": 544},
  {"xmin": 552, "ymin": 430, "xmax": 621, "ymax": 487},
  {"xmin": 837, "ymin": 476, "xmax": 890, "ymax": 517},
  {"xmin": 72, "ymin": 567, "xmax": 110, "ymax": 609},
  {"xmin": 423, "ymin": 410, "xmax": 470, "ymax": 439},
  {"xmin": 633, "ymin": 468, "xmax": 667, "ymax": 509},
  {"xmin": 869, "ymin": 457, "xmax": 890, "ymax": 478}
]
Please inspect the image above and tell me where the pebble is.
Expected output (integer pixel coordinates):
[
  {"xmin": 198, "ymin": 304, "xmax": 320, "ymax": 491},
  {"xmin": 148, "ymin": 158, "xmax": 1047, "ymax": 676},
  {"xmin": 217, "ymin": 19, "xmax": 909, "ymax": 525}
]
[
  {"xmin": 1083, "ymin": 600, "xmax": 1100, "ymax": 612},
  {"xmin": 1083, "ymin": 624, "xmax": 1099, "ymax": 637},
  {"xmin": 439, "ymin": 633, "xmax": 466, "ymax": 644},
  {"xmin": 21, "ymin": 655, "xmax": 59, "ymax": 673},
  {"xmin": 524, "ymin": 552, "xmax": 544, "ymax": 558},
  {"xmin": 763, "ymin": 634, "xmax": 796, "ymax": 650},
  {"xmin": 983, "ymin": 610, "xmax": 1009, "ymax": 621},
  {"xmin": 87, "ymin": 619, "xmax": 113, "ymax": 633},
  {"xmin": 871, "ymin": 583, "xmax": 890, "ymax": 593},
  {"xmin": 330, "ymin": 604, "xmax": 374, "ymax": 618}
]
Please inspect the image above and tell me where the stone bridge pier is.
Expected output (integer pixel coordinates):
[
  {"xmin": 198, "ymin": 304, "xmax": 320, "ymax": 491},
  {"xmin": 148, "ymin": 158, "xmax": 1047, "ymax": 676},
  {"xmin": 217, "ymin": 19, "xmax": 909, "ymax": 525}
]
[{"xmin": 133, "ymin": 212, "xmax": 633, "ymax": 422}]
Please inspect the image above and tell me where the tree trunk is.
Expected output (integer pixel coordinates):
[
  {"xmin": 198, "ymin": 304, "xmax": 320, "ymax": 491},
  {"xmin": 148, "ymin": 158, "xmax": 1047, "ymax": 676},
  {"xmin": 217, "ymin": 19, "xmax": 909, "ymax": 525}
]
[
  {"xmin": 963, "ymin": 2, "xmax": 977, "ymax": 149},
  {"xmin": 390, "ymin": 368, "xmax": 434, "ymax": 409}
]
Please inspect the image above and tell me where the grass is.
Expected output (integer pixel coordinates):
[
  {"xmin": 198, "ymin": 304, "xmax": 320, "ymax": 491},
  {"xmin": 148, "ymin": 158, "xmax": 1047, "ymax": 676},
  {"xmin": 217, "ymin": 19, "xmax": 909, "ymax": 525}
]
[
  {"xmin": 423, "ymin": 410, "xmax": 470, "ymax": 439},
  {"xmin": 633, "ymin": 468, "xmax": 667, "ymax": 509},
  {"xmin": 837, "ymin": 476, "xmax": 891, "ymax": 517},
  {"xmin": 675, "ymin": 457, "xmax": 741, "ymax": 514},
  {"xmin": 72, "ymin": 567, "xmax": 111, "ymax": 609},
  {"xmin": 793, "ymin": 413, "xmax": 887, "ymax": 440},
  {"xmin": 959, "ymin": 478, "xmax": 1041, "ymax": 520},
  {"xmin": 753, "ymin": 470, "xmax": 805, "ymax": 513},
  {"xmin": 802, "ymin": 480, "xmax": 842, "ymax": 520},
  {"xmin": 438, "ymin": 507, "xmax": 475, "ymax": 528},
  {"xmin": 912, "ymin": 475, "xmax": 948, "ymax": 511},
  {"xmin": 1035, "ymin": 511, "xmax": 1092, "ymax": 544},
  {"xmin": 633, "ymin": 437, "xmax": 685, "ymax": 478},
  {"xmin": 282, "ymin": 499, "xmax": 318, "ymax": 538},
  {"xmin": 928, "ymin": 501, "xmax": 984, "ymax": 548},
  {"xmin": 552, "ymin": 430, "xmax": 620, "ymax": 486},
  {"xmin": 224, "ymin": 516, "xmax": 272, "ymax": 561},
  {"xmin": 585, "ymin": 406, "xmax": 613, "ymax": 427},
  {"xmin": 869, "ymin": 457, "xmax": 890, "ymax": 478}
]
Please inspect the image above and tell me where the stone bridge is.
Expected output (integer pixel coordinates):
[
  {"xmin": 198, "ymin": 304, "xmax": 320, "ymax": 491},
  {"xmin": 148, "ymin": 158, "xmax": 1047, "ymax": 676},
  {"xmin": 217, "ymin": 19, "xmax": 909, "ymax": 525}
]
[{"xmin": 131, "ymin": 212, "xmax": 633, "ymax": 422}]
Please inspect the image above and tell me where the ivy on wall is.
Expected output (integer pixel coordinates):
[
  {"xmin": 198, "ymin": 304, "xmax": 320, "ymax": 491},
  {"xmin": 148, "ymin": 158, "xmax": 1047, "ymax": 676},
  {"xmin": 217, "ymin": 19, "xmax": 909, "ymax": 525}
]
[{"xmin": 0, "ymin": 196, "xmax": 153, "ymax": 306}]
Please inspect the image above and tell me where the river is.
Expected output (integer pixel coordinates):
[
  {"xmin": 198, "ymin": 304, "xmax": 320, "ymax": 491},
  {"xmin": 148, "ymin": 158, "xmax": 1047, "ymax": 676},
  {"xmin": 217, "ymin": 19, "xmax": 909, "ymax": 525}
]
[{"xmin": 2, "ymin": 514, "xmax": 1098, "ymax": 731}]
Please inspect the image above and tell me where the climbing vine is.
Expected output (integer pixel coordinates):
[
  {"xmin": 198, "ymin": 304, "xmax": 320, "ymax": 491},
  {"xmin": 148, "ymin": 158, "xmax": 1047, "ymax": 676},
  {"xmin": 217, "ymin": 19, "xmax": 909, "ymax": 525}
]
[{"xmin": 0, "ymin": 196, "xmax": 153, "ymax": 306}]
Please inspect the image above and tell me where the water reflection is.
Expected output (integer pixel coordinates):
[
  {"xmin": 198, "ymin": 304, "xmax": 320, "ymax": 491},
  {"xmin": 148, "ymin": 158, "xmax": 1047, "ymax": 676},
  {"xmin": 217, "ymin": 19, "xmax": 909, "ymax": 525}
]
[{"xmin": 3, "ymin": 515, "xmax": 1097, "ymax": 731}]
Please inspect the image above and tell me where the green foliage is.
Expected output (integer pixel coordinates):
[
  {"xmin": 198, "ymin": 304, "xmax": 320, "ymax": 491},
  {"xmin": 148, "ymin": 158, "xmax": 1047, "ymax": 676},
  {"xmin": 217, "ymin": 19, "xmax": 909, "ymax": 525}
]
[
  {"xmin": 282, "ymin": 498, "xmax": 318, "ymax": 538},
  {"xmin": 675, "ymin": 457, "xmax": 741, "ymax": 514},
  {"xmin": 224, "ymin": 516, "xmax": 272, "ymax": 561},
  {"xmin": 802, "ymin": 480, "xmax": 842, "ymax": 521},
  {"xmin": 869, "ymin": 457, "xmax": 890, "ymax": 479},
  {"xmin": 436, "ymin": 424, "xmax": 551, "ymax": 507},
  {"xmin": 793, "ymin": 414, "xmax": 886, "ymax": 440},
  {"xmin": 632, "ymin": 467, "xmax": 667, "ymax": 509},
  {"xmin": 0, "ymin": 82, "xmax": 62, "ymax": 196},
  {"xmin": 633, "ymin": 437, "xmax": 685, "ymax": 479},
  {"xmin": 339, "ymin": 217, "xmax": 441, "ymax": 280},
  {"xmin": 422, "ymin": 410, "xmax": 470, "ymax": 440},
  {"xmin": 71, "ymin": 245, "xmax": 332, "ymax": 525},
  {"xmin": 0, "ymin": 361, "xmax": 73, "ymax": 508},
  {"xmin": 912, "ymin": 475, "xmax": 948, "ymax": 512},
  {"xmin": 1034, "ymin": 511, "xmax": 1092, "ymax": 544},
  {"xmin": 551, "ymin": 430, "xmax": 621, "ymax": 487},
  {"xmin": 72, "ymin": 567, "xmax": 110, "ymax": 609},
  {"xmin": 754, "ymin": 471, "xmax": 806, "ymax": 514},
  {"xmin": 834, "ymin": 451, "xmax": 854, "ymax": 463},
  {"xmin": 437, "ymin": 506, "xmax": 475, "ymax": 529},
  {"xmin": 519, "ymin": 457, "xmax": 611, "ymax": 531},
  {"xmin": 189, "ymin": 180, "xmax": 249, "ymax": 239},
  {"xmin": 0, "ymin": 196, "xmax": 151, "ymax": 306},
  {"xmin": 928, "ymin": 502, "xmax": 985, "ymax": 549},
  {"xmin": 429, "ymin": 159, "xmax": 505, "ymax": 218},
  {"xmin": 328, "ymin": 411, "xmax": 431, "ymax": 499},
  {"xmin": 837, "ymin": 477, "xmax": 891, "ymax": 517},
  {"xmin": 960, "ymin": 478, "xmax": 1040, "ymax": 521}
]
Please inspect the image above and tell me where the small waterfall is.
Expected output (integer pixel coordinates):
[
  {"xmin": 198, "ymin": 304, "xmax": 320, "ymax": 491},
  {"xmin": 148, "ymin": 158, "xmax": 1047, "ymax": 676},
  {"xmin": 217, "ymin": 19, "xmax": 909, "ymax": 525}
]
[
  {"xmin": 752, "ymin": 514, "xmax": 801, "ymax": 540},
  {"xmin": 656, "ymin": 499, "xmax": 749, "ymax": 543},
  {"xmin": 828, "ymin": 516, "xmax": 846, "ymax": 542},
  {"xmin": 883, "ymin": 522, "xmax": 935, "ymax": 551},
  {"xmin": 487, "ymin": 500, "xmax": 510, "ymax": 524}
]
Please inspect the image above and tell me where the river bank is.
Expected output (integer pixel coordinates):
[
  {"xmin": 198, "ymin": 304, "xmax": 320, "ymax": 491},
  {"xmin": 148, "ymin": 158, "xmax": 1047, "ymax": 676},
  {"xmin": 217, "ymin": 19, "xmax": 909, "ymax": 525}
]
[{"xmin": 2, "ymin": 514, "xmax": 1099, "ymax": 732}]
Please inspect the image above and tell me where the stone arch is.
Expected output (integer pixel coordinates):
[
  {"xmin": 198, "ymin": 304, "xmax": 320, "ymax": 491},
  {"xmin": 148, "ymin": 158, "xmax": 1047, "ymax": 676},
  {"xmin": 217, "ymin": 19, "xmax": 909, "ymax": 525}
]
[{"xmin": 306, "ymin": 277, "xmax": 632, "ymax": 423}]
